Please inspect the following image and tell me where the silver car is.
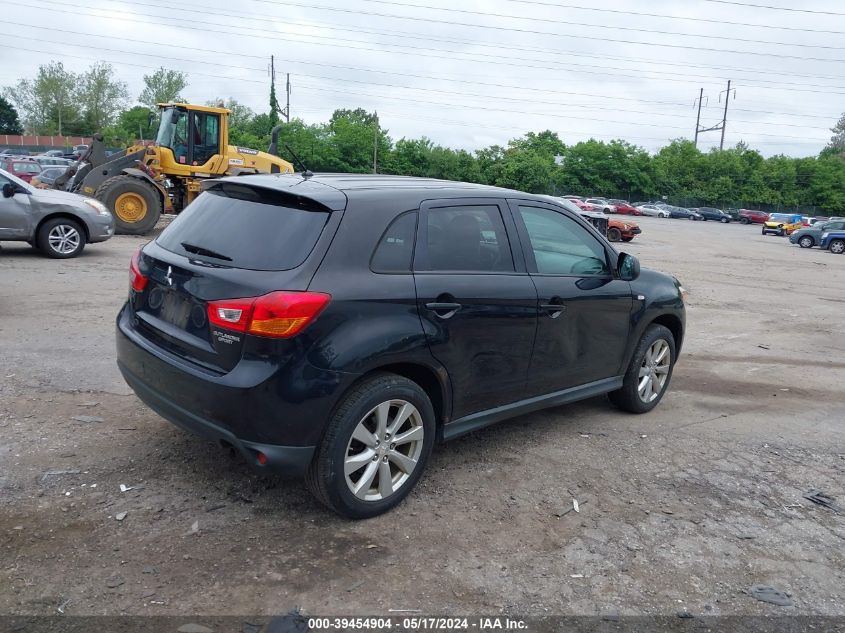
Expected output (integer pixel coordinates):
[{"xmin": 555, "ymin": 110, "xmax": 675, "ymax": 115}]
[{"xmin": 0, "ymin": 168, "xmax": 115, "ymax": 258}]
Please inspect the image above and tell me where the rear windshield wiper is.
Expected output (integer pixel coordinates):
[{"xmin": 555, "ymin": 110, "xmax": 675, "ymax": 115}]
[{"xmin": 180, "ymin": 242, "xmax": 232, "ymax": 261}]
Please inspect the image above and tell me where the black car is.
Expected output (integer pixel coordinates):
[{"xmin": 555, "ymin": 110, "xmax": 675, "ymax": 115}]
[
  {"xmin": 116, "ymin": 174, "xmax": 686, "ymax": 518},
  {"xmin": 668, "ymin": 206, "xmax": 702, "ymax": 220},
  {"xmin": 697, "ymin": 207, "xmax": 732, "ymax": 223}
]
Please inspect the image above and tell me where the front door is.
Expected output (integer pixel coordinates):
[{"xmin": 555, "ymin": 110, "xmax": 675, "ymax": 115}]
[
  {"xmin": 0, "ymin": 174, "xmax": 33, "ymax": 239},
  {"xmin": 413, "ymin": 199, "xmax": 538, "ymax": 420},
  {"xmin": 509, "ymin": 200, "xmax": 634, "ymax": 397}
]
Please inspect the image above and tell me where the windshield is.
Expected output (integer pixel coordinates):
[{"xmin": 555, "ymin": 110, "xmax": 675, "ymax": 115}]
[
  {"xmin": 14, "ymin": 162, "xmax": 41, "ymax": 174},
  {"xmin": 155, "ymin": 107, "xmax": 188, "ymax": 151},
  {"xmin": 0, "ymin": 168, "xmax": 33, "ymax": 190}
]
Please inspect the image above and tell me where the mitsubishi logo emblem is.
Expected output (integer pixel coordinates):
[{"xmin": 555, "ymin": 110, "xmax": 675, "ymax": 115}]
[{"xmin": 165, "ymin": 266, "xmax": 173, "ymax": 286}]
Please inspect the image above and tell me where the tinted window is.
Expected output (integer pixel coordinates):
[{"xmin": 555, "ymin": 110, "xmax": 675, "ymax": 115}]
[
  {"xmin": 14, "ymin": 162, "xmax": 40, "ymax": 173},
  {"xmin": 518, "ymin": 206, "xmax": 609, "ymax": 276},
  {"xmin": 371, "ymin": 212, "xmax": 417, "ymax": 273},
  {"xmin": 156, "ymin": 183, "xmax": 329, "ymax": 271},
  {"xmin": 423, "ymin": 205, "xmax": 513, "ymax": 272}
]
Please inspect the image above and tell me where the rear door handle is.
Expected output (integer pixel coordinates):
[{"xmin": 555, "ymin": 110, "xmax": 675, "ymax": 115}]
[{"xmin": 425, "ymin": 302, "xmax": 462, "ymax": 318}]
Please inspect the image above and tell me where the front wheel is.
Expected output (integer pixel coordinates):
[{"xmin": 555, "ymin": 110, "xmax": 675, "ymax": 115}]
[
  {"xmin": 607, "ymin": 227, "xmax": 622, "ymax": 242},
  {"xmin": 721, "ymin": 218, "xmax": 728, "ymax": 223},
  {"xmin": 306, "ymin": 373, "xmax": 435, "ymax": 519},
  {"xmin": 830, "ymin": 239, "xmax": 845, "ymax": 254},
  {"xmin": 741, "ymin": 218, "xmax": 750, "ymax": 224},
  {"xmin": 96, "ymin": 175, "xmax": 162, "ymax": 235},
  {"xmin": 37, "ymin": 217, "xmax": 85, "ymax": 258},
  {"xmin": 609, "ymin": 324, "xmax": 676, "ymax": 414},
  {"xmin": 799, "ymin": 236, "xmax": 814, "ymax": 248}
]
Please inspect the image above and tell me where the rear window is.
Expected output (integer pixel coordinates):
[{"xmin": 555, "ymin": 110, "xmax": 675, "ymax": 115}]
[
  {"xmin": 156, "ymin": 183, "xmax": 330, "ymax": 271},
  {"xmin": 15, "ymin": 162, "xmax": 41, "ymax": 173}
]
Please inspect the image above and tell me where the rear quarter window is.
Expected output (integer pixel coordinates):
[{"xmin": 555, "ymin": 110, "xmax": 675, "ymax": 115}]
[
  {"xmin": 371, "ymin": 211, "xmax": 417, "ymax": 273},
  {"xmin": 156, "ymin": 183, "xmax": 330, "ymax": 271}
]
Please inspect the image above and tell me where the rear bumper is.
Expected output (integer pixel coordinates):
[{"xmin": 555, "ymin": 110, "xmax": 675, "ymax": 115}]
[
  {"xmin": 115, "ymin": 303, "xmax": 353, "ymax": 475},
  {"xmin": 119, "ymin": 360, "xmax": 315, "ymax": 475}
]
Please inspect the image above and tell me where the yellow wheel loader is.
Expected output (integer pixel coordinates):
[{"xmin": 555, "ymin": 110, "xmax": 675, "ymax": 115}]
[{"xmin": 54, "ymin": 103, "xmax": 295, "ymax": 234}]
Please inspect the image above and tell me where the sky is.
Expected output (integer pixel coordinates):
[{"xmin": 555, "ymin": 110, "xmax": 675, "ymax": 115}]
[{"xmin": 0, "ymin": 0, "xmax": 843, "ymax": 157}]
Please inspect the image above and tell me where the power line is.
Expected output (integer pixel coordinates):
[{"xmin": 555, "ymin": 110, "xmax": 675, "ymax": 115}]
[
  {"xmin": 495, "ymin": 0, "xmax": 845, "ymax": 34},
  {"xmin": 348, "ymin": 0, "xmax": 845, "ymax": 50},
  {"xmin": 20, "ymin": 4, "xmax": 845, "ymax": 94},
  {"xmin": 43, "ymin": 0, "xmax": 845, "ymax": 85},
  {"xmin": 698, "ymin": 0, "xmax": 845, "ymax": 16}
]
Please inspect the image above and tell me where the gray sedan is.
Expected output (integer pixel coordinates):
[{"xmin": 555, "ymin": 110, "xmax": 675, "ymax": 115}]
[{"xmin": 0, "ymin": 168, "xmax": 115, "ymax": 258}]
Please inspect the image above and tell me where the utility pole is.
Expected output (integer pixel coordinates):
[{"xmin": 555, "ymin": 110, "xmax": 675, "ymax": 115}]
[
  {"xmin": 373, "ymin": 111, "xmax": 379, "ymax": 174},
  {"xmin": 281, "ymin": 73, "xmax": 291, "ymax": 122},
  {"xmin": 719, "ymin": 79, "xmax": 736, "ymax": 150},
  {"xmin": 694, "ymin": 88, "xmax": 705, "ymax": 148}
]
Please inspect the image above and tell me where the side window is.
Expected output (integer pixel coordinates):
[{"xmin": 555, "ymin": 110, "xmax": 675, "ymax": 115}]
[
  {"xmin": 371, "ymin": 212, "xmax": 417, "ymax": 273},
  {"xmin": 518, "ymin": 206, "xmax": 610, "ymax": 276},
  {"xmin": 192, "ymin": 113, "xmax": 220, "ymax": 165},
  {"xmin": 830, "ymin": 221, "xmax": 845, "ymax": 230},
  {"xmin": 422, "ymin": 205, "xmax": 514, "ymax": 272}
]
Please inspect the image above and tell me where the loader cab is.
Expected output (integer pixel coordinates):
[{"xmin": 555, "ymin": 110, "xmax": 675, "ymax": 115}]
[{"xmin": 154, "ymin": 104, "xmax": 227, "ymax": 172}]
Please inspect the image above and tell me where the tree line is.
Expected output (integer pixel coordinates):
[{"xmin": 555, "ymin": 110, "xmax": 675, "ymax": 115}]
[{"xmin": 2, "ymin": 63, "xmax": 844, "ymax": 213}]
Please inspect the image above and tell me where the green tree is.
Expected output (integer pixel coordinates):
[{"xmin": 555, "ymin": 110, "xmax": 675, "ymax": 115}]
[
  {"xmin": 827, "ymin": 112, "xmax": 845, "ymax": 154},
  {"xmin": 0, "ymin": 95, "xmax": 22, "ymax": 134},
  {"xmin": 3, "ymin": 62, "xmax": 80, "ymax": 135},
  {"xmin": 324, "ymin": 108, "xmax": 391, "ymax": 173},
  {"xmin": 79, "ymin": 62, "xmax": 129, "ymax": 131},
  {"xmin": 116, "ymin": 105, "xmax": 158, "ymax": 144},
  {"xmin": 139, "ymin": 67, "xmax": 188, "ymax": 110}
]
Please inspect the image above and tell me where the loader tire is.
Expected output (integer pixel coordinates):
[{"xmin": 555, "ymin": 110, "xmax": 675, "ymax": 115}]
[{"xmin": 96, "ymin": 175, "xmax": 162, "ymax": 235}]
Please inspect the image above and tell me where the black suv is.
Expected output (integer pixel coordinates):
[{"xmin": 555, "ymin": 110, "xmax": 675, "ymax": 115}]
[
  {"xmin": 697, "ymin": 207, "xmax": 732, "ymax": 223},
  {"xmin": 116, "ymin": 174, "xmax": 685, "ymax": 518}
]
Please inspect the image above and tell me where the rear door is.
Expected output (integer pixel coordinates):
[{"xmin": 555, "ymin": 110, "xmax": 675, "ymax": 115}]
[
  {"xmin": 413, "ymin": 198, "xmax": 538, "ymax": 419},
  {"xmin": 508, "ymin": 199, "xmax": 634, "ymax": 396},
  {"xmin": 129, "ymin": 181, "xmax": 336, "ymax": 373}
]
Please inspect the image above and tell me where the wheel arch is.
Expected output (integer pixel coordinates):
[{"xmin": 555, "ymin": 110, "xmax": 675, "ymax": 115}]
[
  {"xmin": 35, "ymin": 212, "xmax": 90, "ymax": 243},
  {"xmin": 649, "ymin": 313, "xmax": 684, "ymax": 355}
]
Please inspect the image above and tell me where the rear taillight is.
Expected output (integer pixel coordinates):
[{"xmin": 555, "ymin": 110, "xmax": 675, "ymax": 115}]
[
  {"xmin": 129, "ymin": 249, "xmax": 148, "ymax": 292},
  {"xmin": 208, "ymin": 291, "xmax": 331, "ymax": 339}
]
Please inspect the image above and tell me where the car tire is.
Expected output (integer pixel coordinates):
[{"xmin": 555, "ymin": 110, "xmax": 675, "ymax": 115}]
[
  {"xmin": 306, "ymin": 373, "xmax": 436, "ymax": 519},
  {"xmin": 799, "ymin": 236, "xmax": 814, "ymax": 248},
  {"xmin": 607, "ymin": 227, "xmax": 622, "ymax": 242},
  {"xmin": 37, "ymin": 217, "xmax": 86, "ymax": 258},
  {"xmin": 830, "ymin": 239, "xmax": 845, "ymax": 254},
  {"xmin": 609, "ymin": 324, "xmax": 676, "ymax": 414},
  {"xmin": 721, "ymin": 218, "xmax": 728, "ymax": 223},
  {"xmin": 741, "ymin": 218, "xmax": 750, "ymax": 224},
  {"xmin": 761, "ymin": 227, "xmax": 766, "ymax": 235}
]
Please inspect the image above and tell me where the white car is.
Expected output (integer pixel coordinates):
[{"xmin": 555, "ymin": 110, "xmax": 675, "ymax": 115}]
[
  {"xmin": 585, "ymin": 198, "xmax": 616, "ymax": 214},
  {"xmin": 636, "ymin": 204, "xmax": 670, "ymax": 218}
]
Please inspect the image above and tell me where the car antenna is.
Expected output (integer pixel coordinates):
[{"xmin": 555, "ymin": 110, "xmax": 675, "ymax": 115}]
[{"xmin": 284, "ymin": 144, "xmax": 312, "ymax": 178}]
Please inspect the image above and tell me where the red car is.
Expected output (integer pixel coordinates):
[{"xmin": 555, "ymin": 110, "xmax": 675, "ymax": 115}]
[
  {"xmin": 738, "ymin": 209, "xmax": 769, "ymax": 225},
  {"xmin": 608, "ymin": 199, "xmax": 643, "ymax": 216},
  {"xmin": 562, "ymin": 196, "xmax": 596, "ymax": 212},
  {"xmin": 0, "ymin": 158, "xmax": 42, "ymax": 183}
]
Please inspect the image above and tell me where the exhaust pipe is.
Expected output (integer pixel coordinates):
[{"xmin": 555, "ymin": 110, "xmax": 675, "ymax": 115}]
[{"xmin": 267, "ymin": 124, "xmax": 283, "ymax": 157}]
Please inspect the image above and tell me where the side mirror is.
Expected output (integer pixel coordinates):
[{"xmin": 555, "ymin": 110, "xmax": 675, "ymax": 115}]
[
  {"xmin": 617, "ymin": 252, "xmax": 640, "ymax": 281},
  {"xmin": 2, "ymin": 183, "xmax": 15, "ymax": 198}
]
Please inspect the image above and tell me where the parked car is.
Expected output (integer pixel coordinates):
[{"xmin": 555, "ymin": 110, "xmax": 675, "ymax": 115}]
[
  {"xmin": 560, "ymin": 196, "xmax": 594, "ymax": 212},
  {"xmin": 0, "ymin": 168, "xmax": 114, "ymax": 257},
  {"xmin": 0, "ymin": 158, "xmax": 42, "ymax": 183},
  {"xmin": 32, "ymin": 155, "xmax": 73, "ymax": 168},
  {"xmin": 668, "ymin": 206, "xmax": 702, "ymax": 220},
  {"xmin": 584, "ymin": 198, "xmax": 616, "ymax": 214},
  {"xmin": 116, "ymin": 174, "xmax": 686, "ymax": 518},
  {"xmin": 697, "ymin": 207, "xmax": 732, "ymax": 223},
  {"xmin": 820, "ymin": 230, "xmax": 845, "ymax": 254},
  {"xmin": 789, "ymin": 219, "xmax": 845, "ymax": 248},
  {"xmin": 738, "ymin": 209, "xmax": 769, "ymax": 224},
  {"xmin": 762, "ymin": 213, "xmax": 803, "ymax": 236},
  {"xmin": 608, "ymin": 200, "xmax": 642, "ymax": 215},
  {"xmin": 636, "ymin": 204, "xmax": 670, "ymax": 218},
  {"xmin": 39, "ymin": 150, "xmax": 66, "ymax": 158},
  {"xmin": 31, "ymin": 166, "xmax": 69, "ymax": 189},
  {"xmin": 606, "ymin": 217, "xmax": 642, "ymax": 242}
]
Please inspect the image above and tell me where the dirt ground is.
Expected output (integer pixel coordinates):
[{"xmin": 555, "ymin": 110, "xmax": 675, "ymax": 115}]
[{"xmin": 1, "ymin": 215, "xmax": 843, "ymax": 618}]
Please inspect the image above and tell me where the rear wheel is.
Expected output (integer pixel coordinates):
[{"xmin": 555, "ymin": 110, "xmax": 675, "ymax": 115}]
[
  {"xmin": 799, "ymin": 236, "xmax": 814, "ymax": 248},
  {"xmin": 306, "ymin": 373, "xmax": 435, "ymax": 519},
  {"xmin": 830, "ymin": 239, "xmax": 845, "ymax": 254},
  {"xmin": 721, "ymin": 217, "xmax": 728, "ymax": 223},
  {"xmin": 96, "ymin": 175, "xmax": 162, "ymax": 235},
  {"xmin": 609, "ymin": 324, "xmax": 676, "ymax": 414},
  {"xmin": 607, "ymin": 227, "xmax": 622, "ymax": 242},
  {"xmin": 37, "ymin": 217, "xmax": 85, "ymax": 258},
  {"xmin": 741, "ymin": 217, "xmax": 750, "ymax": 224}
]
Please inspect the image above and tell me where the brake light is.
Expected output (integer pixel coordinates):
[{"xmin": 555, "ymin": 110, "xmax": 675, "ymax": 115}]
[
  {"xmin": 208, "ymin": 291, "xmax": 331, "ymax": 338},
  {"xmin": 129, "ymin": 249, "xmax": 148, "ymax": 292}
]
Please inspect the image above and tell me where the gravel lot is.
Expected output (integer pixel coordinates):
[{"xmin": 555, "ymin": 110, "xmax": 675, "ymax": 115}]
[{"xmin": 1, "ymin": 215, "xmax": 843, "ymax": 618}]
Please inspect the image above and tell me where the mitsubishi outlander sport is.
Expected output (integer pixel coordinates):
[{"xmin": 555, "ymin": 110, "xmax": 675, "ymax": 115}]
[{"xmin": 116, "ymin": 174, "xmax": 685, "ymax": 518}]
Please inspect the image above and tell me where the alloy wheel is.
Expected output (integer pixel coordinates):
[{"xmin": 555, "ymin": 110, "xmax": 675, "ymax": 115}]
[
  {"xmin": 344, "ymin": 400, "xmax": 425, "ymax": 501},
  {"xmin": 48, "ymin": 224, "xmax": 81, "ymax": 254},
  {"xmin": 831, "ymin": 240, "xmax": 845, "ymax": 254},
  {"xmin": 638, "ymin": 339, "xmax": 671, "ymax": 403}
]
